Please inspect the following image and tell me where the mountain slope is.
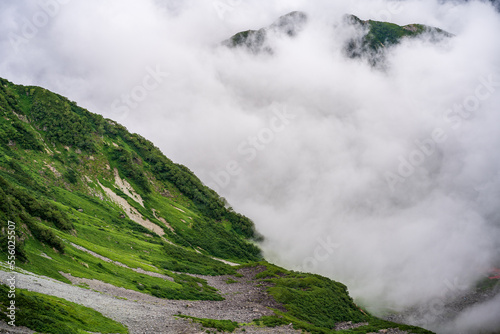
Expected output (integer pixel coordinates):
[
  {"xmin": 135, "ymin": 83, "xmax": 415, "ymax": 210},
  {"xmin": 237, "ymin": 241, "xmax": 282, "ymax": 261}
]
[
  {"xmin": 0, "ymin": 77, "xmax": 433, "ymax": 333},
  {"xmin": 0, "ymin": 76, "xmax": 260, "ymax": 263},
  {"xmin": 343, "ymin": 14, "xmax": 452, "ymax": 61}
]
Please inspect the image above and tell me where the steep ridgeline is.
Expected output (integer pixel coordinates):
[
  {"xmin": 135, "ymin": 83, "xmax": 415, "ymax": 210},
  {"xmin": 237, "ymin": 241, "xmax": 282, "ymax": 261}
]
[
  {"xmin": 223, "ymin": 11, "xmax": 452, "ymax": 64},
  {"xmin": 0, "ymin": 77, "xmax": 433, "ymax": 333},
  {"xmin": 222, "ymin": 11, "xmax": 308, "ymax": 53}
]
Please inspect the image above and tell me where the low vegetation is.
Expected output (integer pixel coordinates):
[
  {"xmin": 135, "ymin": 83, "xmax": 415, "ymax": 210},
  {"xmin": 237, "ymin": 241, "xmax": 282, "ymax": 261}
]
[
  {"xmin": 0, "ymin": 284, "xmax": 128, "ymax": 334},
  {"xmin": 248, "ymin": 262, "xmax": 434, "ymax": 334},
  {"xmin": 177, "ymin": 315, "xmax": 239, "ymax": 333}
]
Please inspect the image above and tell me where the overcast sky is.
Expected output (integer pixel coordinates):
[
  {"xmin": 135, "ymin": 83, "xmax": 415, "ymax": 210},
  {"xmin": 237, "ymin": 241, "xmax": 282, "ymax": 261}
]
[{"xmin": 1, "ymin": 1, "xmax": 500, "ymax": 333}]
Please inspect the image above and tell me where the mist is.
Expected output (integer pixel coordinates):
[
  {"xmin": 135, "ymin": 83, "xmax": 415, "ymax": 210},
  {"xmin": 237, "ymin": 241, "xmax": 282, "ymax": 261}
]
[{"xmin": 1, "ymin": 0, "xmax": 500, "ymax": 333}]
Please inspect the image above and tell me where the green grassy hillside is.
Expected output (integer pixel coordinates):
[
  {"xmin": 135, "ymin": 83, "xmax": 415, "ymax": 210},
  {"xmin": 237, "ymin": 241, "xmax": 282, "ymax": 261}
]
[
  {"xmin": 0, "ymin": 75, "xmax": 262, "ymax": 303},
  {"xmin": 0, "ymin": 77, "xmax": 434, "ymax": 333}
]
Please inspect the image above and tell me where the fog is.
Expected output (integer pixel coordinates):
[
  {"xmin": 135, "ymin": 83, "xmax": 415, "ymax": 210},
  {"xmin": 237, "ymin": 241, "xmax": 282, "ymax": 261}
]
[{"xmin": 1, "ymin": 0, "xmax": 500, "ymax": 333}]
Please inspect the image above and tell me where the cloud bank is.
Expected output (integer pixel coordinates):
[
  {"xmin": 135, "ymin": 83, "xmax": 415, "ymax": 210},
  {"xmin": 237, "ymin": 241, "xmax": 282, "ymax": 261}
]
[{"xmin": 1, "ymin": 0, "xmax": 499, "ymax": 332}]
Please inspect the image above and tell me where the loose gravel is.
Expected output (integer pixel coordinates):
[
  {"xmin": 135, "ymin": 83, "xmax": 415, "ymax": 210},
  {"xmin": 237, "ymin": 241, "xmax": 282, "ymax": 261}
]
[
  {"xmin": 0, "ymin": 266, "xmax": 301, "ymax": 334},
  {"xmin": 0, "ymin": 264, "xmax": 425, "ymax": 334}
]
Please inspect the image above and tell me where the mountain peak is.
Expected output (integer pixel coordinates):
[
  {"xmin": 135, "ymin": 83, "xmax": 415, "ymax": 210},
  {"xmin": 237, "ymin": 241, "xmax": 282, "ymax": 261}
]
[{"xmin": 223, "ymin": 11, "xmax": 452, "ymax": 64}]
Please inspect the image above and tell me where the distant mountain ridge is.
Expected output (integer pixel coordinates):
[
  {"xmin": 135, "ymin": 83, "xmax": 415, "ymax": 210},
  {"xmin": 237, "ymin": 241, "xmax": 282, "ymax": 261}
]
[
  {"xmin": 222, "ymin": 11, "xmax": 307, "ymax": 53},
  {"xmin": 343, "ymin": 14, "xmax": 453, "ymax": 59},
  {"xmin": 223, "ymin": 11, "xmax": 452, "ymax": 64}
]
